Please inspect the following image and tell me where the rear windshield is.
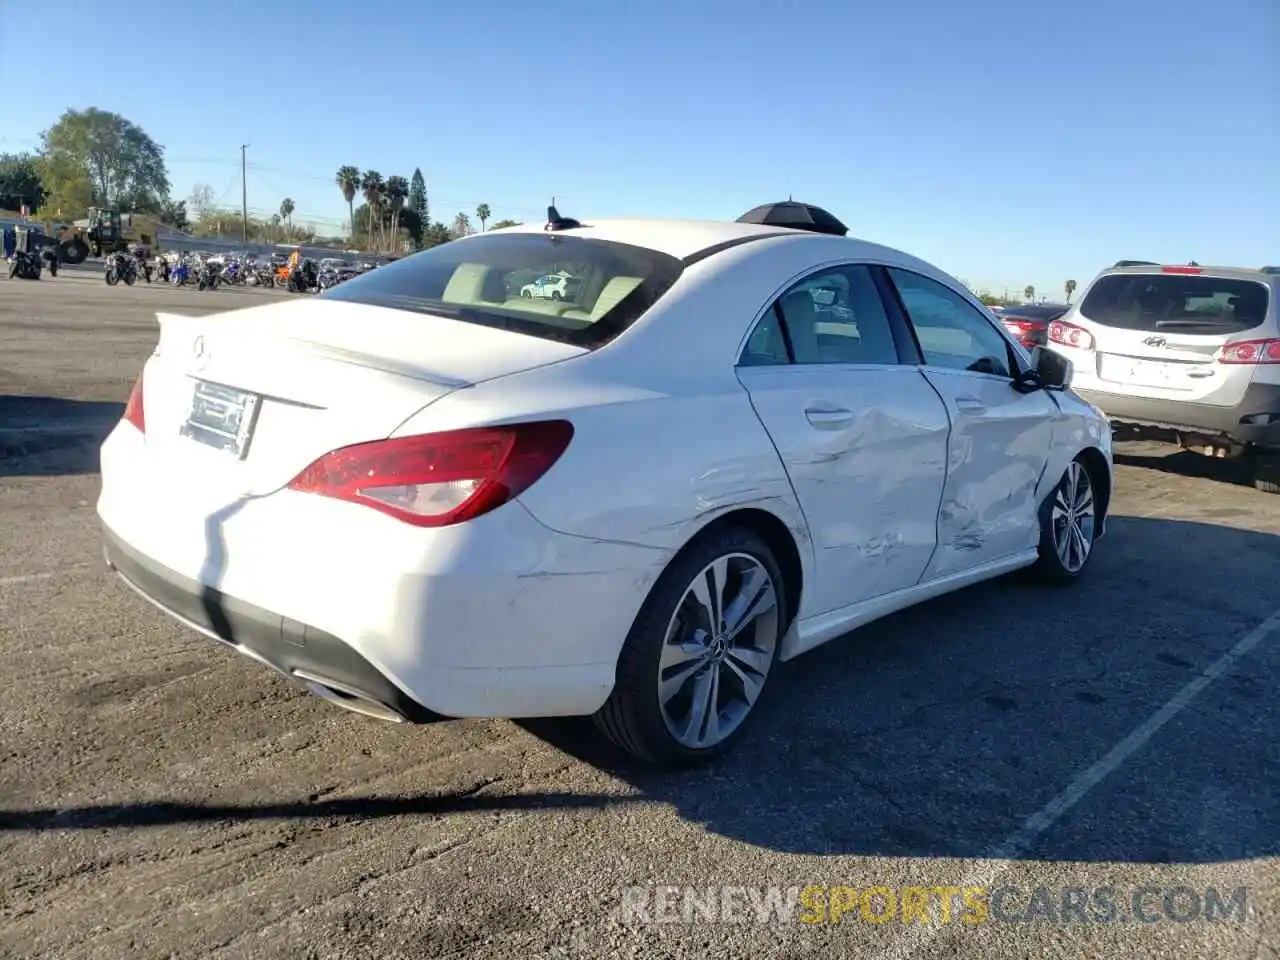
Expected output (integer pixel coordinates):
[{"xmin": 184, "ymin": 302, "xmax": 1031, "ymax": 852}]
[
  {"xmin": 321, "ymin": 233, "xmax": 684, "ymax": 348},
  {"xmin": 1079, "ymin": 274, "xmax": 1270, "ymax": 334}
]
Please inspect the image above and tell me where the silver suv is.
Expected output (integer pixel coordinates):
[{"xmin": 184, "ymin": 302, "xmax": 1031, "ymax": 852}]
[{"xmin": 1046, "ymin": 261, "xmax": 1279, "ymax": 493}]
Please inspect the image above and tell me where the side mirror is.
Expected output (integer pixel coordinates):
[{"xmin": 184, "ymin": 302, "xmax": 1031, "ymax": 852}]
[{"xmin": 1016, "ymin": 346, "xmax": 1073, "ymax": 391}]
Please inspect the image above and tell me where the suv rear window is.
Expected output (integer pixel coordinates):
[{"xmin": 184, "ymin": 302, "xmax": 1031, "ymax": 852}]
[
  {"xmin": 322, "ymin": 233, "xmax": 684, "ymax": 348},
  {"xmin": 1079, "ymin": 274, "xmax": 1270, "ymax": 334}
]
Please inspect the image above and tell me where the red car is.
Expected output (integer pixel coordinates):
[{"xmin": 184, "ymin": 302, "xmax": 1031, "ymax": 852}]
[{"xmin": 997, "ymin": 303, "xmax": 1069, "ymax": 349}]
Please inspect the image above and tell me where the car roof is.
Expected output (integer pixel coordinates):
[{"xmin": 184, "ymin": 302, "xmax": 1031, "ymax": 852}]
[
  {"xmin": 484, "ymin": 219, "xmax": 801, "ymax": 261},
  {"xmin": 1100, "ymin": 264, "xmax": 1277, "ymax": 282},
  {"xmin": 484, "ymin": 217, "xmax": 930, "ymax": 266}
]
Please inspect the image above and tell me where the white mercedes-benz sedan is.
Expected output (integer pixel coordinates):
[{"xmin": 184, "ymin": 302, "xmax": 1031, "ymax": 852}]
[{"xmin": 98, "ymin": 201, "xmax": 1113, "ymax": 766}]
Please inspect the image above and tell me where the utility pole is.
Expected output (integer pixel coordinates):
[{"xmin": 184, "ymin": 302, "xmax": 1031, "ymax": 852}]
[{"xmin": 240, "ymin": 144, "xmax": 249, "ymax": 244}]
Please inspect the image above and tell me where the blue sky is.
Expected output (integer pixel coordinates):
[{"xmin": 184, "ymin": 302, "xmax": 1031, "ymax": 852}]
[{"xmin": 1, "ymin": 0, "xmax": 1275, "ymax": 296}]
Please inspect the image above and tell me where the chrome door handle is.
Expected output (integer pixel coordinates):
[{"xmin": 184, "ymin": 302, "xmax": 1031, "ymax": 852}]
[
  {"xmin": 804, "ymin": 405, "xmax": 854, "ymax": 427},
  {"xmin": 954, "ymin": 396, "xmax": 987, "ymax": 415}
]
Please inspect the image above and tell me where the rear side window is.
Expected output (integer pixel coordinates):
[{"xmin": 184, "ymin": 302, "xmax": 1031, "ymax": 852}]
[
  {"xmin": 322, "ymin": 234, "xmax": 684, "ymax": 348},
  {"xmin": 1079, "ymin": 274, "xmax": 1270, "ymax": 334}
]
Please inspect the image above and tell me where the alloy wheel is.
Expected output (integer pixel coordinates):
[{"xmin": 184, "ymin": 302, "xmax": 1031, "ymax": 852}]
[
  {"xmin": 1051, "ymin": 461, "xmax": 1095, "ymax": 573},
  {"xmin": 658, "ymin": 553, "xmax": 779, "ymax": 749}
]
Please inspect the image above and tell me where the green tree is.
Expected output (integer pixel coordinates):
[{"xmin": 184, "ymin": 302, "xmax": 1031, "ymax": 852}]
[
  {"xmin": 360, "ymin": 170, "xmax": 385, "ymax": 249},
  {"xmin": 489, "ymin": 219, "xmax": 521, "ymax": 230},
  {"xmin": 475, "ymin": 203, "xmax": 491, "ymax": 232},
  {"xmin": 158, "ymin": 198, "xmax": 189, "ymax": 232},
  {"xmin": 1064, "ymin": 279, "xmax": 1077, "ymax": 303},
  {"xmin": 0, "ymin": 154, "xmax": 46, "ymax": 212},
  {"xmin": 451, "ymin": 212, "xmax": 472, "ymax": 238},
  {"xmin": 409, "ymin": 168, "xmax": 428, "ymax": 226},
  {"xmin": 398, "ymin": 206, "xmax": 423, "ymax": 248},
  {"xmin": 421, "ymin": 221, "xmax": 453, "ymax": 249},
  {"xmin": 335, "ymin": 165, "xmax": 360, "ymax": 239},
  {"xmin": 1023, "ymin": 285, "xmax": 1036, "ymax": 302},
  {"xmin": 34, "ymin": 152, "xmax": 93, "ymax": 220},
  {"xmin": 280, "ymin": 197, "xmax": 295, "ymax": 233},
  {"xmin": 385, "ymin": 175, "xmax": 409, "ymax": 251},
  {"xmin": 40, "ymin": 108, "xmax": 170, "ymax": 212}
]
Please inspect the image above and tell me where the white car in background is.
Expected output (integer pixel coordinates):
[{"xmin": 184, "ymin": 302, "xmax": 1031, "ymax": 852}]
[
  {"xmin": 520, "ymin": 270, "xmax": 581, "ymax": 301},
  {"xmin": 98, "ymin": 203, "xmax": 1112, "ymax": 767},
  {"xmin": 1047, "ymin": 261, "xmax": 1279, "ymax": 492}
]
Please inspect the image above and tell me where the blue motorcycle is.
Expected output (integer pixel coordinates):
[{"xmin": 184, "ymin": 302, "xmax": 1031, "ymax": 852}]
[{"xmin": 169, "ymin": 259, "xmax": 192, "ymax": 286}]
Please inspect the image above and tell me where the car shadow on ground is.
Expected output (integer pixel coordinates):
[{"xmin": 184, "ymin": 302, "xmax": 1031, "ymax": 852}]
[
  {"xmin": 2, "ymin": 516, "xmax": 1277, "ymax": 868},
  {"xmin": 0, "ymin": 395, "xmax": 123, "ymax": 477},
  {"xmin": 1113, "ymin": 446, "xmax": 1256, "ymax": 488}
]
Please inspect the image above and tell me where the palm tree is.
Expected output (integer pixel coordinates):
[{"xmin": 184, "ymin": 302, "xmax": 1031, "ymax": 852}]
[
  {"xmin": 269, "ymin": 213, "xmax": 281, "ymax": 242},
  {"xmin": 279, "ymin": 198, "xmax": 295, "ymax": 237},
  {"xmin": 1023, "ymin": 285, "xmax": 1035, "ymax": 303},
  {"xmin": 360, "ymin": 170, "xmax": 384, "ymax": 250},
  {"xmin": 385, "ymin": 176, "xmax": 409, "ymax": 251},
  {"xmin": 335, "ymin": 166, "xmax": 360, "ymax": 241},
  {"xmin": 451, "ymin": 212, "xmax": 472, "ymax": 238},
  {"xmin": 1064, "ymin": 279, "xmax": 1077, "ymax": 304},
  {"xmin": 475, "ymin": 203, "xmax": 491, "ymax": 232}
]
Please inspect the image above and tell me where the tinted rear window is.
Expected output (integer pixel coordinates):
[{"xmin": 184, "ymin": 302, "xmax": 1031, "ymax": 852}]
[
  {"xmin": 321, "ymin": 234, "xmax": 684, "ymax": 348},
  {"xmin": 1079, "ymin": 274, "xmax": 1270, "ymax": 334}
]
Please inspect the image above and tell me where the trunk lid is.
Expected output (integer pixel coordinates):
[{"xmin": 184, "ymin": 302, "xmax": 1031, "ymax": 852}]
[{"xmin": 140, "ymin": 298, "xmax": 584, "ymax": 495}]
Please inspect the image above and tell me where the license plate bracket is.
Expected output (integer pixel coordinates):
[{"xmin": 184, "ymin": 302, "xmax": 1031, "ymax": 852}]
[{"xmin": 180, "ymin": 381, "xmax": 260, "ymax": 458}]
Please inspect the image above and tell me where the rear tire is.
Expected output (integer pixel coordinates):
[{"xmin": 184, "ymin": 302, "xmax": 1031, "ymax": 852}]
[
  {"xmin": 594, "ymin": 525, "xmax": 787, "ymax": 767},
  {"xmin": 1032, "ymin": 455, "xmax": 1100, "ymax": 582},
  {"xmin": 1254, "ymin": 453, "xmax": 1280, "ymax": 495}
]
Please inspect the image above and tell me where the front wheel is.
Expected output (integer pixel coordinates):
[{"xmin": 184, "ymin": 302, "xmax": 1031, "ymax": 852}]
[
  {"xmin": 1032, "ymin": 455, "xmax": 1100, "ymax": 582},
  {"xmin": 1253, "ymin": 453, "xmax": 1280, "ymax": 495},
  {"xmin": 594, "ymin": 526, "xmax": 786, "ymax": 766},
  {"xmin": 105, "ymin": 269, "xmax": 118, "ymax": 285}
]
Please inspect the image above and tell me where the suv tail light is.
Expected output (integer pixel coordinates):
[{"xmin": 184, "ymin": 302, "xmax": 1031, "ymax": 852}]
[
  {"xmin": 1048, "ymin": 320, "xmax": 1095, "ymax": 351},
  {"xmin": 1218, "ymin": 339, "xmax": 1280, "ymax": 365},
  {"xmin": 286, "ymin": 420, "xmax": 574, "ymax": 527},
  {"xmin": 123, "ymin": 371, "xmax": 146, "ymax": 433}
]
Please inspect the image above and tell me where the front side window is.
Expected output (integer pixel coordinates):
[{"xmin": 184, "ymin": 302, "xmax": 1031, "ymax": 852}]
[
  {"xmin": 322, "ymin": 234, "xmax": 684, "ymax": 348},
  {"xmin": 888, "ymin": 268, "xmax": 1014, "ymax": 378}
]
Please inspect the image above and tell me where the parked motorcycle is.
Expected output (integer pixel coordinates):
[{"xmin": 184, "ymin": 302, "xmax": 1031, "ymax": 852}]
[
  {"xmin": 154, "ymin": 255, "xmax": 170, "ymax": 283},
  {"xmin": 134, "ymin": 250, "xmax": 152, "ymax": 283},
  {"xmin": 220, "ymin": 258, "xmax": 246, "ymax": 285},
  {"xmin": 196, "ymin": 260, "xmax": 222, "ymax": 291},
  {"xmin": 8, "ymin": 250, "xmax": 41, "ymax": 280},
  {"xmin": 170, "ymin": 257, "xmax": 192, "ymax": 286},
  {"xmin": 104, "ymin": 252, "xmax": 136, "ymax": 286}
]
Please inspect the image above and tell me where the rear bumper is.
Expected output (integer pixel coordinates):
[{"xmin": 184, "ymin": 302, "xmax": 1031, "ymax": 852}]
[
  {"xmin": 103, "ymin": 524, "xmax": 442, "ymax": 722},
  {"xmin": 1074, "ymin": 382, "xmax": 1280, "ymax": 449}
]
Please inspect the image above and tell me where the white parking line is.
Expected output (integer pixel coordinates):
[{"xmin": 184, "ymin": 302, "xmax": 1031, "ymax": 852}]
[
  {"xmin": 0, "ymin": 573, "xmax": 54, "ymax": 586},
  {"xmin": 889, "ymin": 604, "xmax": 1280, "ymax": 959}
]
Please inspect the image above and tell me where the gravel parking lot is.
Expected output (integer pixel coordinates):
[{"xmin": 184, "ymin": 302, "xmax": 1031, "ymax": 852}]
[{"xmin": 1, "ymin": 269, "xmax": 1277, "ymax": 960}]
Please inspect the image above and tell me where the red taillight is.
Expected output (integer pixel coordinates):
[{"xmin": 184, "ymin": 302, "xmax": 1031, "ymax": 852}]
[
  {"xmin": 122, "ymin": 371, "xmax": 145, "ymax": 433},
  {"xmin": 1047, "ymin": 319, "xmax": 1095, "ymax": 351},
  {"xmin": 1001, "ymin": 319, "xmax": 1045, "ymax": 347},
  {"xmin": 1161, "ymin": 265, "xmax": 1202, "ymax": 274},
  {"xmin": 1218, "ymin": 339, "xmax": 1280, "ymax": 365},
  {"xmin": 286, "ymin": 420, "xmax": 574, "ymax": 527}
]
